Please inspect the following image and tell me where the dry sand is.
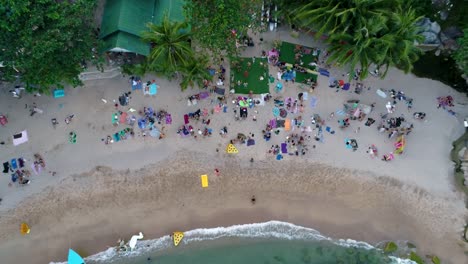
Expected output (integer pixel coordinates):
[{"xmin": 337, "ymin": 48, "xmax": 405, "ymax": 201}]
[{"xmin": 0, "ymin": 28, "xmax": 467, "ymax": 263}]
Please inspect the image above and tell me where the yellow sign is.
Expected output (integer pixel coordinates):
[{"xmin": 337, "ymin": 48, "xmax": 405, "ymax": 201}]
[
  {"xmin": 173, "ymin": 231, "xmax": 184, "ymax": 246},
  {"xmin": 226, "ymin": 144, "xmax": 238, "ymax": 154},
  {"xmin": 201, "ymin": 175, "xmax": 209, "ymax": 188}
]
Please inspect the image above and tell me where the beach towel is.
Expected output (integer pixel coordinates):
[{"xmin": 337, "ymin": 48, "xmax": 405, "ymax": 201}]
[
  {"xmin": 166, "ymin": 114, "xmax": 172, "ymax": 125},
  {"xmin": 272, "ymin": 107, "xmax": 280, "ymax": 117},
  {"xmin": 269, "ymin": 119, "xmax": 277, "ymax": 128},
  {"xmin": 53, "ymin": 89, "xmax": 65, "ymax": 98},
  {"xmin": 113, "ymin": 133, "xmax": 120, "ymax": 142},
  {"xmin": 149, "ymin": 83, "xmax": 158, "ymax": 95},
  {"xmin": 214, "ymin": 87, "xmax": 225, "ymax": 95},
  {"xmin": 303, "ymin": 92, "xmax": 309, "ymax": 101},
  {"xmin": 184, "ymin": 114, "xmax": 189, "ymax": 124},
  {"xmin": 285, "ymin": 119, "xmax": 291, "ymax": 131},
  {"xmin": 276, "ymin": 154, "xmax": 283, "ymax": 160},
  {"xmin": 11, "ymin": 173, "xmax": 18, "ymax": 182},
  {"xmin": 343, "ymin": 83, "xmax": 351, "ymax": 91},
  {"xmin": 319, "ymin": 68, "xmax": 330, "ymax": 77},
  {"xmin": 31, "ymin": 163, "xmax": 40, "ymax": 175},
  {"xmin": 214, "ymin": 105, "xmax": 222, "ymax": 113},
  {"xmin": 247, "ymin": 139, "xmax": 255, "ymax": 146},
  {"xmin": 3, "ymin": 162, "xmax": 9, "ymax": 173},
  {"xmin": 112, "ymin": 113, "xmax": 119, "ymax": 125},
  {"xmin": 138, "ymin": 119, "xmax": 146, "ymax": 129},
  {"xmin": 325, "ymin": 126, "xmax": 335, "ymax": 134},
  {"xmin": 119, "ymin": 112, "xmax": 128, "ymax": 124},
  {"xmin": 201, "ymin": 175, "xmax": 209, "ymax": 188},
  {"xmin": 10, "ymin": 159, "xmax": 17, "ymax": 170},
  {"xmin": 276, "ymin": 119, "xmax": 285, "ymax": 128},
  {"xmin": 223, "ymin": 106, "xmax": 228, "ymax": 113},
  {"xmin": 200, "ymin": 91, "xmax": 210, "ymax": 99},
  {"xmin": 281, "ymin": 143, "xmax": 288, "ymax": 154},
  {"xmin": 310, "ymin": 96, "xmax": 318, "ymax": 108},
  {"xmin": 336, "ymin": 109, "xmax": 346, "ymax": 116}
]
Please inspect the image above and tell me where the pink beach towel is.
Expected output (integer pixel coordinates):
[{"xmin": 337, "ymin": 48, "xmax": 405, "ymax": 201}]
[
  {"xmin": 269, "ymin": 119, "xmax": 277, "ymax": 128},
  {"xmin": 166, "ymin": 114, "xmax": 172, "ymax": 125},
  {"xmin": 184, "ymin": 114, "xmax": 189, "ymax": 124}
]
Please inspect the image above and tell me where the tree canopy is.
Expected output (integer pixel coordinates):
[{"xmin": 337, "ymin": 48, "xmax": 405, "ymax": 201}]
[
  {"xmin": 453, "ymin": 29, "xmax": 468, "ymax": 76},
  {"xmin": 184, "ymin": 0, "xmax": 263, "ymax": 58},
  {"xmin": 0, "ymin": 0, "xmax": 99, "ymax": 93},
  {"xmin": 142, "ymin": 15, "xmax": 193, "ymax": 76},
  {"xmin": 295, "ymin": 0, "xmax": 423, "ymax": 79}
]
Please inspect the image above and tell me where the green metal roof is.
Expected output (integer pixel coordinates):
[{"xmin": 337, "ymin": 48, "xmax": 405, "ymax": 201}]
[{"xmin": 100, "ymin": 0, "xmax": 186, "ymax": 56}]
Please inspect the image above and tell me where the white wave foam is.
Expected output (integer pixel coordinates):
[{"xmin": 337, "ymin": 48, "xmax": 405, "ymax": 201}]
[{"xmin": 49, "ymin": 220, "xmax": 415, "ymax": 264}]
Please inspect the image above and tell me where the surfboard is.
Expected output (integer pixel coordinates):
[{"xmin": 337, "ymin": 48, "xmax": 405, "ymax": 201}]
[
  {"xmin": 173, "ymin": 232, "xmax": 184, "ymax": 246},
  {"xmin": 68, "ymin": 249, "xmax": 85, "ymax": 264}
]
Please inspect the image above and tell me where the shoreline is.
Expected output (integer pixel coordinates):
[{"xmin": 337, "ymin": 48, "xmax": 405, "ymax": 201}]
[{"xmin": 0, "ymin": 151, "xmax": 466, "ymax": 264}]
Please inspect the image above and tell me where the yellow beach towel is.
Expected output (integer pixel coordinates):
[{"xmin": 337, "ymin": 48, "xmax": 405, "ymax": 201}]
[{"xmin": 201, "ymin": 174, "xmax": 209, "ymax": 188}]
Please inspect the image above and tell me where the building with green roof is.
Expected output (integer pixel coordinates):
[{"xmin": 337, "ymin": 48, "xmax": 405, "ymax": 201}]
[{"xmin": 100, "ymin": 0, "xmax": 186, "ymax": 56}]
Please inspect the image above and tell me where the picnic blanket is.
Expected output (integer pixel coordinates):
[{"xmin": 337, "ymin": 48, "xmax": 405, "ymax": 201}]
[
  {"xmin": 200, "ymin": 91, "xmax": 210, "ymax": 99},
  {"xmin": 281, "ymin": 143, "xmax": 288, "ymax": 154},
  {"xmin": 285, "ymin": 119, "xmax": 291, "ymax": 131},
  {"xmin": 214, "ymin": 87, "xmax": 225, "ymax": 95}
]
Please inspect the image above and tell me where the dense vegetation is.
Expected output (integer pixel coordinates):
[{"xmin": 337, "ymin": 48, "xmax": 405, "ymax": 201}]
[{"xmin": 0, "ymin": 0, "xmax": 100, "ymax": 93}]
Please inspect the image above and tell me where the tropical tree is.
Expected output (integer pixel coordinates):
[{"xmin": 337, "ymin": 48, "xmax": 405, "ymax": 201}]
[
  {"xmin": 453, "ymin": 28, "xmax": 468, "ymax": 76},
  {"xmin": 142, "ymin": 15, "xmax": 193, "ymax": 77},
  {"xmin": 0, "ymin": 0, "xmax": 100, "ymax": 93},
  {"xmin": 295, "ymin": 0, "xmax": 423, "ymax": 79},
  {"xmin": 184, "ymin": 0, "xmax": 263, "ymax": 59},
  {"xmin": 179, "ymin": 55, "xmax": 211, "ymax": 90}
]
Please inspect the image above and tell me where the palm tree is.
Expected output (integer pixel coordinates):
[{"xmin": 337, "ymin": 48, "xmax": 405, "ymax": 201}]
[
  {"xmin": 142, "ymin": 15, "xmax": 193, "ymax": 76},
  {"xmin": 179, "ymin": 55, "xmax": 211, "ymax": 90}
]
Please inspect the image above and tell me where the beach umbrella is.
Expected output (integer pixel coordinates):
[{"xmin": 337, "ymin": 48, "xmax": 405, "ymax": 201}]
[
  {"xmin": 20, "ymin": 223, "xmax": 30, "ymax": 235},
  {"xmin": 173, "ymin": 231, "xmax": 184, "ymax": 246},
  {"xmin": 68, "ymin": 249, "xmax": 85, "ymax": 264}
]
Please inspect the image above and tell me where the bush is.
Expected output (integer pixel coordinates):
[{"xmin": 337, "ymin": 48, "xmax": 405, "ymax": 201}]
[{"xmin": 384, "ymin": 242, "xmax": 398, "ymax": 254}]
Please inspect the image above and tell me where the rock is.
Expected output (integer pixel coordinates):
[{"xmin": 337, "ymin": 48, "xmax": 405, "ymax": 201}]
[
  {"xmin": 442, "ymin": 26, "xmax": 463, "ymax": 39},
  {"xmin": 430, "ymin": 22, "xmax": 441, "ymax": 34},
  {"xmin": 439, "ymin": 10, "xmax": 449, "ymax": 21},
  {"xmin": 435, "ymin": 49, "xmax": 441, "ymax": 56},
  {"xmin": 422, "ymin": 31, "xmax": 440, "ymax": 44}
]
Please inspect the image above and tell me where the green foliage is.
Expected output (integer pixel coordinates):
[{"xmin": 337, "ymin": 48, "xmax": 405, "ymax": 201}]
[
  {"xmin": 142, "ymin": 14, "xmax": 193, "ymax": 77},
  {"xmin": 410, "ymin": 252, "xmax": 425, "ymax": 264},
  {"xmin": 383, "ymin": 242, "xmax": 398, "ymax": 254},
  {"xmin": 0, "ymin": 0, "xmax": 99, "ymax": 93},
  {"xmin": 179, "ymin": 55, "xmax": 211, "ymax": 90},
  {"xmin": 295, "ymin": 0, "xmax": 423, "ymax": 80},
  {"xmin": 431, "ymin": 255, "xmax": 440, "ymax": 264},
  {"xmin": 453, "ymin": 29, "xmax": 468, "ymax": 76},
  {"xmin": 184, "ymin": 0, "xmax": 263, "ymax": 59}
]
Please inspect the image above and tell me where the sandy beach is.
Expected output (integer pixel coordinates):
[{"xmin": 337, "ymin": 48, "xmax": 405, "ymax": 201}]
[{"xmin": 0, "ymin": 28, "xmax": 467, "ymax": 263}]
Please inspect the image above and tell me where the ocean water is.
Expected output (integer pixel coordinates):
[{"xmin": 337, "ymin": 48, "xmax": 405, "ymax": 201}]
[{"xmin": 51, "ymin": 221, "xmax": 415, "ymax": 264}]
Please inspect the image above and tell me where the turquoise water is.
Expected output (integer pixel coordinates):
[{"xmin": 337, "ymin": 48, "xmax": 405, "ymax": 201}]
[
  {"xmin": 50, "ymin": 221, "xmax": 413, "ymax": 264},
  {"xmin": 116, "ymin": 239, "xmax": 398, "ymax": 264}
]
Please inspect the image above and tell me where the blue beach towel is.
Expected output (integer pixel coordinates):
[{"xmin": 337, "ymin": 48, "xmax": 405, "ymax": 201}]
[
  {"xmin": 10, "ymin": 159, "xmax": 17, "ymax": 170},
  {"xmin": 310, "ymin": 96, "xmax": 318, "ymax": 108}
]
